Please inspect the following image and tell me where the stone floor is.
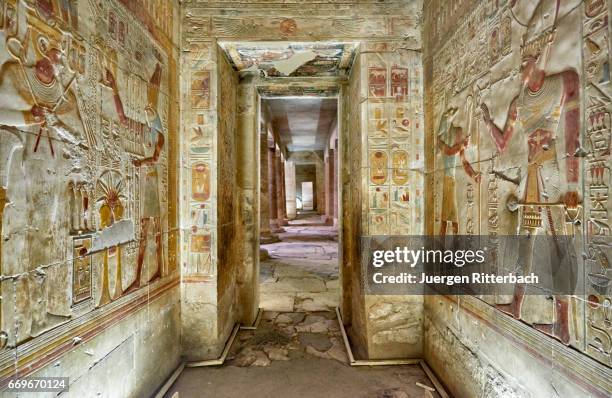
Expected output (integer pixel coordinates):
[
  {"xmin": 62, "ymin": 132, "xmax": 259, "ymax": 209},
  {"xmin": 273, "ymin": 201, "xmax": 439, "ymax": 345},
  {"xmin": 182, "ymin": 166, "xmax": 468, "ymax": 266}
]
[
  {"xmin": 165, "ymin": 311, "xmax": 440, "ymax": 398},
  {"xmin": 260, "ymin": 211, "xmax": 340, "ymax": 312}
]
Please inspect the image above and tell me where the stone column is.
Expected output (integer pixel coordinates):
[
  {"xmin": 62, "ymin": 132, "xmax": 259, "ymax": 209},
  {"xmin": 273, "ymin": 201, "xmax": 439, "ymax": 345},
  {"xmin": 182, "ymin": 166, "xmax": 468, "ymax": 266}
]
[
  {"xmin": 324, "ymin": 148, "xmax": 334, "ymax": 225},
  {"xmin": 0, "ymin": 190, "xmax": 4, "ymax": 276},
  {"xmin": 0, "ymin": 188, "xmax": 3, "ymax": 340},
  {"xmin": 333, "ymin": 142, "xmax": 339, "ymax": 226},
  {"xmin": 268, "ymin": 144, "xmax": 281, "ymax": 232},
  {"xmin": 315, "ymin": 157, "xmax": 325, "ymax": 215},
  {"xmin": 280, "ymin": 155, "xmax": 288, "ymax": 224},
  {"xmin": 275, "ymin": 150, "xmax": 288, "ymax": 226},
  {"xmin": 260, "ymin": 132, "xmax": 279, "ymax": 243},
  {"xmin": 285, "ymin": 161, "xmax": 297, "ymax": 219},
  {"xmin": 236, "ymin": 72, "xmax": 259, "ymax": 326}
]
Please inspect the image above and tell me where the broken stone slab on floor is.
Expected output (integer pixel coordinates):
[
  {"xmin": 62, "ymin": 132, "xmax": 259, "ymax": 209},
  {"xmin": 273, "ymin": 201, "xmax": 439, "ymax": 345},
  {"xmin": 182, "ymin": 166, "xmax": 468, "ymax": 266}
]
[
  {"xmin": 295, "ymin": 317, "xmax": 339, "ymax": 334},
  {"xmin": 325, "ymin": 338, "xmax": 349, "ymax": 364},
  {"xmin": 299, "ymin": 332, "xmax": 333, "ymax": 352},
  {"xmin": 303, "ymin": 339, "xmax": 348, "ymax": 364},
  {"xmin": 262, "ymin": 311, "xmax": 279, "ymax": 321},
  {"xmin": 263, "ymin": 346, "xmax": 290, "ymax": 361},
  {"xmin": 273, "ymin": 313, "xmax": 294, "ymax": 324},
  {"xmin": 376, "ymin": 388, "xmax": 411, "ymax": 398},
  {"xmin": 273, "ymin": 312, "xmax": 306, "ymax": 325},
  {"xmin": 280, "ymin": 326, "xmax": 297, "ymax": 338},
  {"xmin": 260, "ymin": 293, "xmax": 295, "ymax": 312},
  {"xmin": 231, "ymin": 347, "xmax": 258, "ymax": 367},
  {"xmin": 295, "ymin": 292, "xmax": 340, "ymax": 311},
  {"xmin": 251, "ymin": 350, "xmax": 272, "ymax": 367},
  {"xmin": 300, "ymin": 313, "xmax": 328, "ymax": 324},
  {"xmin": 261, "ymin": 277, "xmax": 327, "ymax": 293}
]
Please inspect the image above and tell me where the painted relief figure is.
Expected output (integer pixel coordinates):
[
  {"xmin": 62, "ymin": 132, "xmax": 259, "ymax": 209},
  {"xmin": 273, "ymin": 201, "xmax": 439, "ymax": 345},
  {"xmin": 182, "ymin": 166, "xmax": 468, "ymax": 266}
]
[
  {"xmin": 33, "ymin": 0, "xmax": 78, "ymax": 31},
  {"xmin": 480, "ymin": 0, "xmax": 580, "ymax": 344},
  {"xmin": 0, "ymin": 1, "xmax": 87, "ymax": 152},
  {"xmin": 436, "ymin": 105, "xmax": 481, "ymax": 236},
  {"xmin": 104, "ymin": 62, "xmax": 165, "ymax": 292},
  {"xmin": 0, "ymin": 1, "xmax": 89, "ymax": 338},
  {"xmin": 131, "ymin": 63, "xmax": 165, "ymax": 290}
]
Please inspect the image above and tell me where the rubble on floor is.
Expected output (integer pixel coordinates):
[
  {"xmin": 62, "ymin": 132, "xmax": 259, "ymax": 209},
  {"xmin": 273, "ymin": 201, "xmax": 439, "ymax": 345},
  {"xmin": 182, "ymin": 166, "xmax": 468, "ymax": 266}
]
[
  {"xmin": 167, "ymin": 310, "xmax": 441, "ymax": 398},
  {"xmin": 226, "ymin": 311, "xmax": 348, "ymax": 367}
]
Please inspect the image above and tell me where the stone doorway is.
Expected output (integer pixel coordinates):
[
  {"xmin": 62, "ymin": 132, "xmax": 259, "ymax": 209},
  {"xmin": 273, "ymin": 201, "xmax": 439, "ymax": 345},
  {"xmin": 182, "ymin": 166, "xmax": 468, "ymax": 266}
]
[{"xmin": 257, "ymin": 94, "xmax": 341, "ymax": 313}]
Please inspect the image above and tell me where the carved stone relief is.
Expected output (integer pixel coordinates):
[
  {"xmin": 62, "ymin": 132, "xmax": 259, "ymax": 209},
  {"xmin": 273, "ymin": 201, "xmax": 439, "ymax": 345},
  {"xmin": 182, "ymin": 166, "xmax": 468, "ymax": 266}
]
[
  {"xmin": 427, "ymin": 0, "xmax": 611, "ymax": 366},
  {"xmin": 0, "ymin": 0, "xmax": 175, "ymax": 352}
]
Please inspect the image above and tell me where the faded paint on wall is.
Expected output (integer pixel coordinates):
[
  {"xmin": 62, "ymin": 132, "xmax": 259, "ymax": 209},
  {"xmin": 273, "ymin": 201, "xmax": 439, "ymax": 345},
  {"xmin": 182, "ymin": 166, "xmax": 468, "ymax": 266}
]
[
  {"xmin": 0, "ymin": 0, "xmax": 181, "ymax": 395},
  {"xmin": 181, "ymin": 0, "xmax": 426, "ymax": 362},
  {"xmin": 423, "ymin": 0, "xmax": 611, "ymax": 396},
  {"xmin": 359, "ymin": 42, "xmax": 425, "ymax": 359}
]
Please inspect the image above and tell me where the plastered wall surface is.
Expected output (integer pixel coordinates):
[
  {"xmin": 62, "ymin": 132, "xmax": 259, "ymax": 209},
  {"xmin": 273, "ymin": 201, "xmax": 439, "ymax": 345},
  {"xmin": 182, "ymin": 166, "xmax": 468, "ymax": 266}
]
[
  {"xmin": 423, "ymin": 0, "xmax": 612, "ymax": 396},
  {"xmin": 0, "ymin": 0, "xmax": 181, "ymax": 396}
]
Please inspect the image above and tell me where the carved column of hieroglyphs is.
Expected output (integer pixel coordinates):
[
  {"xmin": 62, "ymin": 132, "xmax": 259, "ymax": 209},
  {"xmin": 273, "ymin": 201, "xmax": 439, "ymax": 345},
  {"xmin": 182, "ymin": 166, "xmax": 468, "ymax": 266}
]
[{"xmin": 583, "ymin": 0, "xmax": 612, "ymax": 367}]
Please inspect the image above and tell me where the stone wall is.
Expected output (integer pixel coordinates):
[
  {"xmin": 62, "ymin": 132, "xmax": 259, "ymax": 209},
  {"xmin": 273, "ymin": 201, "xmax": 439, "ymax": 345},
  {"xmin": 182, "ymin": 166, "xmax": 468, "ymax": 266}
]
[
  {"xmin": 216, "ymin": 46, "xmax": 242, "ymax": 350},
  {"xmin": 179, "ymin": 39, "xmax": 244, "ymax": 360},
  {"xmin": 358, "ymin": 43, "xmax": 425, "ymax": 359},
  {"xmin": 423, "ymin": 0, "xmax": 612, "ymax": 396},
  {"xmin": 235, "ymin": 72, "xmax": 260, "ymax": 326},
  {"xmin": 339, "ymin": 41, "xmax": 426, "ymax": 359},
  {"xmin": 342, "ymin": 49, "xmax": 366, "ymax": 353},
  {"xmin": 0, "ymin": 0, "xmax": 181, "ymax": 395},
  {"xmin": 179, "ymin": 38, "xmax": 217, "ymax": 359},
  {"xmin": 180, "ymin": 0, "xmax": 425, "ymax": 362}
]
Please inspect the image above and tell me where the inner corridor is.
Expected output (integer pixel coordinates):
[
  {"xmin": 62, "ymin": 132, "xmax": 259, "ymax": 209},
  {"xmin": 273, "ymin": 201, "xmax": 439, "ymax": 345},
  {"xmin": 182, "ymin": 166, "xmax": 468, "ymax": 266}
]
[
  {"xmin": 0, "ymin": 1, "xmax": 610, "ymax": 397},
  {"xmin": 260, "ymin": 211, "xmax": 340, "ymax": 312}
]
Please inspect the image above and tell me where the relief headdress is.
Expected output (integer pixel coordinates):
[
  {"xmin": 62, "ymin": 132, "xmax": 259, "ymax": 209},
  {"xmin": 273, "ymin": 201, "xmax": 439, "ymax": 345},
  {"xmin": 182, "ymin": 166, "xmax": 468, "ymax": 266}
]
[
  {"xmin": 5, "ymin": 0, "xmax": 32, "ymax": 63},
  {"xmin": 519, "ymin": 0, "xmax": 561, "ymax": 69},
  {"xmin": 145, "ymin": 63, "xmax": 163, "ymax": 134}
]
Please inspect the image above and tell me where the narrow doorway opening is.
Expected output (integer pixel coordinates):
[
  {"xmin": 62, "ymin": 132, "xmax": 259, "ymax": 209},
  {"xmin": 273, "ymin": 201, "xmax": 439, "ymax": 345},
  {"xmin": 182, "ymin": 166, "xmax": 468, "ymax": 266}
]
[{"xmin": 258, "ymin": 96, "xmax": 340, "ymax": 313}]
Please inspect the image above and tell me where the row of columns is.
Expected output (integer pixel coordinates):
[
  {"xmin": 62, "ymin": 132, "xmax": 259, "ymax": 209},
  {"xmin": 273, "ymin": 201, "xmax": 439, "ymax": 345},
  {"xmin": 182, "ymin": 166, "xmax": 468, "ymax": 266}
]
[
  {"xmin": 260, "ymin": 131, "xmax": 291, "ymax": 243},
  {"xmin": 285, "ymin": 161, "xmax": 297, "ymax": 219},
  {"xmin": 260, "ymin": 129, "xmax": 339, "ymax": 244}
]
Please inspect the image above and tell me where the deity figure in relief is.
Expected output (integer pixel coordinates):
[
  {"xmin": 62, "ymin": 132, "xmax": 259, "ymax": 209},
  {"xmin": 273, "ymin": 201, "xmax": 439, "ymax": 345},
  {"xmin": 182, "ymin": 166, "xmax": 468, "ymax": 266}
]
[
  {"xmin": 437, "ymin": 101, "xmax": 481, "ymax": 236},
  {"xmin": 103, "ymin": 62, "xmax": 165, "ymax": 292}
]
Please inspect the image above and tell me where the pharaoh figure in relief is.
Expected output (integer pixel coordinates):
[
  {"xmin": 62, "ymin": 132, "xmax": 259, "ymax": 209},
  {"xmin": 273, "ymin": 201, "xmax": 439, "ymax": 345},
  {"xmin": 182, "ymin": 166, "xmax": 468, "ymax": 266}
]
[
  {"xmin": 0, "ymin": 0, "xmax": 87, "ymax": 340},
  {"xmin": 0, "ymin": 0, "xmax": 86, "ymax": 147},
  {"xmin": 436, "ymin": 102, "xmax": 481, "ymax": 236},
  {"xmin": 480, "ymin": 0, "xmax": 581, "ymax": 344}
]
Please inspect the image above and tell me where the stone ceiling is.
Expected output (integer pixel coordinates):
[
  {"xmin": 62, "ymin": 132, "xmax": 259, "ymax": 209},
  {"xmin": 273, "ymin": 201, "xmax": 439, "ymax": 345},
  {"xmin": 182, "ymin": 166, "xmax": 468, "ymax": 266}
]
[
  {"xmin": 220, "ymin": 42, "xmax": 357, "ymax": 77},
  {"xmin": 264, "ymin": 97, "xmax": 337, "ymax": 152}
]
